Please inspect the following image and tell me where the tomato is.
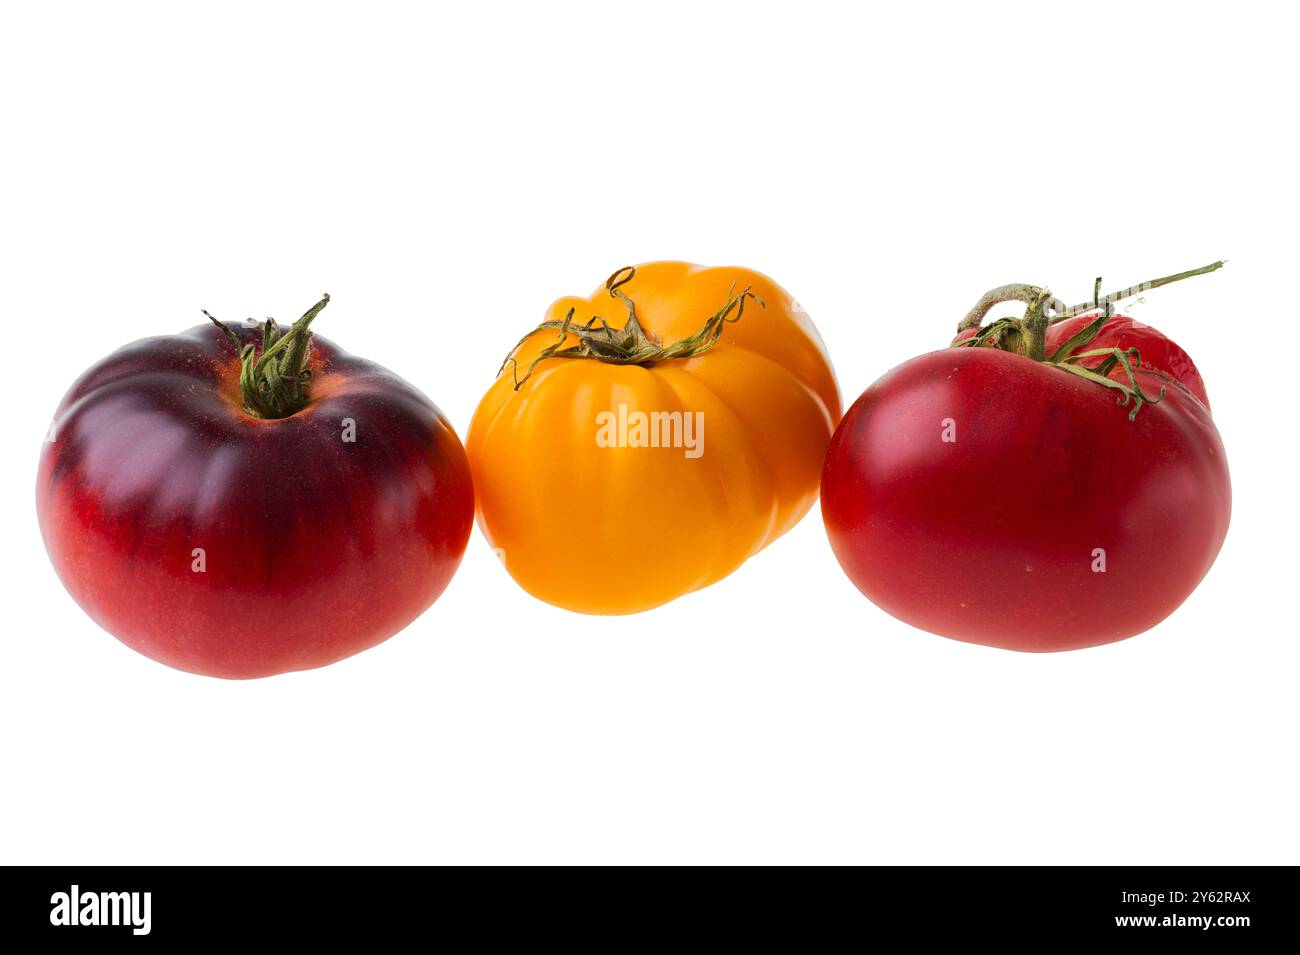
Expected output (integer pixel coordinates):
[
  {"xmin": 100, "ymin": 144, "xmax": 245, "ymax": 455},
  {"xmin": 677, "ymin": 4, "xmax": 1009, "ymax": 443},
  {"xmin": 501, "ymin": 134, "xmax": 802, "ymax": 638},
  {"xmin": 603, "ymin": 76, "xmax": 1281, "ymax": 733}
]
[
  {"xmin": 467, "ymin": 263, "xmax": 841, "ymax": 614},
  {"xmin": 821, "ymin": 265, "xmax": 1231, "ymax": 651},
  {"xmin": 37, "ymin": 296, "xmax": 474, "ymax": 678}
]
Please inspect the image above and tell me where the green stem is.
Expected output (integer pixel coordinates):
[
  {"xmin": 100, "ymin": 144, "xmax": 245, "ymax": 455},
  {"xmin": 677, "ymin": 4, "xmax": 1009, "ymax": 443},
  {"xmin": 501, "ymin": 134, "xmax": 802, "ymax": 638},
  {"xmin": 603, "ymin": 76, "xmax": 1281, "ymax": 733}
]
[
  {"xmin": 1018, "ymin": 289, "xmax": 1055, "ymax": 363},
  {"xmin": 499, "ymin": 267, "xmax": 764, "ymax": 390},
  {"xmin": 957, "ymin": 261, "xmax": 1224, "ymax": 335},
  {"xmin": 953, "ymin": 261, "xmax": 1224, "ymax": 419},
  {"xmin": 205, "ymin": 294, "xmax": 330, "ymax": 418},
  {"xmin": 957, "ymin": 284, "xmax": 1062, "ymax": 333},
  {"xmin": 1048, "ymin": 260, "xmax": 1224, "ymax": 324}
]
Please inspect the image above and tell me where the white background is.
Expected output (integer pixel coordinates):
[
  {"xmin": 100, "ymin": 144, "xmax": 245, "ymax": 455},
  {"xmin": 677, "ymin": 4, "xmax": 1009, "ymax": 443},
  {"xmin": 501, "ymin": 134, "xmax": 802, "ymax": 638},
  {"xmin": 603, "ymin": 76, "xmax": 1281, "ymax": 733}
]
[{"xmin": 2, "ymin": 1, "xmax": 1296, "ymax": 865}]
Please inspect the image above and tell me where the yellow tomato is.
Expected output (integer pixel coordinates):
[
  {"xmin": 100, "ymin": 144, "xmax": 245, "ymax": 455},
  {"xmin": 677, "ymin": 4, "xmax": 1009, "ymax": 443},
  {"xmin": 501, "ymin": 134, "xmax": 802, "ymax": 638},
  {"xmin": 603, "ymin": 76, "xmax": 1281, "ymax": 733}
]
[{"xmin": 467, "ymin": 262, "xmax": 841, "ymax": 614}]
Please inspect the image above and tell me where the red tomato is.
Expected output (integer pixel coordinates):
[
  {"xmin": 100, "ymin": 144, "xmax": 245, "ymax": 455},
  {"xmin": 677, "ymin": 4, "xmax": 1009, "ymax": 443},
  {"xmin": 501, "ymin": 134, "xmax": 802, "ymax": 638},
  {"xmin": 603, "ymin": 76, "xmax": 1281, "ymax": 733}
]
[
  {"xmin": 37, "ymin": 298, "xmax": 473, "ymax": 678},
  {"xmin": 821, "ymin": 273, "xmax": 1231, "ymax": 651}
]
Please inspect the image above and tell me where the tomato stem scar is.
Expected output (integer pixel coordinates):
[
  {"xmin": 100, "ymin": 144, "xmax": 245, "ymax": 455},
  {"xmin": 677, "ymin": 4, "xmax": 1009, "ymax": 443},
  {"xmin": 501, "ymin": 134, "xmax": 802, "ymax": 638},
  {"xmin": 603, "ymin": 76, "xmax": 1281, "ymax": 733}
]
[{"xmin": 205, "ymin": 294, "xmax": 330, "ymax": 418}]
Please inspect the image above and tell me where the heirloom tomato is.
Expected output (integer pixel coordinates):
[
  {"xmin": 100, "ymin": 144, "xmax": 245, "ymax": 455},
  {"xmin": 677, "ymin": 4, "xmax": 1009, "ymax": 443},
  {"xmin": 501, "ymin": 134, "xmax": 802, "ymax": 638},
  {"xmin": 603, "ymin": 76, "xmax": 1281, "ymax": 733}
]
[
  {"xmin": 37, "ymin": 296, "xmax": 473, "ymax": 678},
  {"xmin": 821, "ymin": 263, "xmax": 1231, "ymax": 651},
  {"xmin": 468, "ymin": 263, "xmax": 841, "ymax": 614}
]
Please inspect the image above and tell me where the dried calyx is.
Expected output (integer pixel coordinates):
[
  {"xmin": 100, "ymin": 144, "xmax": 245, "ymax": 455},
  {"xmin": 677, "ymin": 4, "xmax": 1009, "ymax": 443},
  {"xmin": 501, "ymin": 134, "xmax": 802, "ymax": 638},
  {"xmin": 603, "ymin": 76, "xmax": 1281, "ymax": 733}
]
[
  {"xmin": 953, "ymin": 262, "xmax": 1224, "ymax": 420},
  {"xmin": 206, "ymin": 294, "xmax": 330, "ymax": 419},
  {"xmin": 499, "ymin": 266, "xmax": 765, "ymax": 390}
]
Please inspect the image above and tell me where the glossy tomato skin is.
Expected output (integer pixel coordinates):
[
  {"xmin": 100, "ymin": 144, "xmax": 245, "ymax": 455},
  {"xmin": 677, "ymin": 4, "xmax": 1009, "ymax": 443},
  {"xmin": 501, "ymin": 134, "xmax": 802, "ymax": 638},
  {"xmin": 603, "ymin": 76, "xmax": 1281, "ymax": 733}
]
[
  {"xmin": 37, "ymin": 323, "xmax": 474, "ymax": 678},
  {"xmin": 822, "ymin": 317, "xmax": 1230, "ymax": 651}
]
